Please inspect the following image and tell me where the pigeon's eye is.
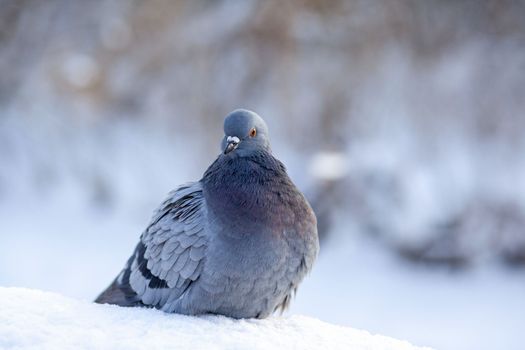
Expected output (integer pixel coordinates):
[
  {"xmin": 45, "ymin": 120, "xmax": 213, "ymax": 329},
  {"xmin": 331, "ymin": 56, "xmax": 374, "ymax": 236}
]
[{"xmin": 249, "ymin": 128, "xmax": 257, "ymax": 137}]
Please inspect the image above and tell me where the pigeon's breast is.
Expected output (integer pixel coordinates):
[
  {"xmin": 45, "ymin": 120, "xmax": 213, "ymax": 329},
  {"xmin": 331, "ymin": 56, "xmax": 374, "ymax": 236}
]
[
  {"xmin": 195, "ymin": 153, "xmax": 318, "ymax": 318},
  {"xmin": 195, "ymin": 210, "xmax": 307, "ymax": 318}
]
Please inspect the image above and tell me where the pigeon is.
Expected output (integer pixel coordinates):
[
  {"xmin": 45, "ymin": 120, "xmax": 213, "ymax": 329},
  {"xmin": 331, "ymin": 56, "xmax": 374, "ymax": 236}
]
[{"xmin": 95, "ymin": 109, "xmax": 319, "ymax": 319}]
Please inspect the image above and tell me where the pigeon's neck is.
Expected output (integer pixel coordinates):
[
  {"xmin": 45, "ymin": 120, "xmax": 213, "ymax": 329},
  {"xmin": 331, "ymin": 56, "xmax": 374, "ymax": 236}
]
[{"xmin": 202, "ymin": 150, "xmax": 297, "ymax": 235}]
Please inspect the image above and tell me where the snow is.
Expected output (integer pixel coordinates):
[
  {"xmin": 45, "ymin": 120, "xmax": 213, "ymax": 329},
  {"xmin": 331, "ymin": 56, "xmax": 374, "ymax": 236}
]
[{"xmin": 0, "ymin": 287, "xmax": 430, "ymax": 350}]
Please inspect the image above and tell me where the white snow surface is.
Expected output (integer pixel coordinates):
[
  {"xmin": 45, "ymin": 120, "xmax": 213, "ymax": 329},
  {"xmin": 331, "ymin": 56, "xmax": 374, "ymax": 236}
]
[{"xmin": 0, "ymin": 287, "xmax": 430, "ymax": 350}]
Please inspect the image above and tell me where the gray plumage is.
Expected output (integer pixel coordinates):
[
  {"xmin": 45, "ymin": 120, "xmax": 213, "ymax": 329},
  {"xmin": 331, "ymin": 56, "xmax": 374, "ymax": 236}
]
[{"xmin": 95, "ymin": 109, "xmax": 319, "ymax": 319}]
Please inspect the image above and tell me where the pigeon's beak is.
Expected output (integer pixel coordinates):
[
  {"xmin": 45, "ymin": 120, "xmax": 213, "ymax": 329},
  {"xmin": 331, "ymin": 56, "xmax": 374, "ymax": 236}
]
[{"xmin": 224, "ymin": 136, "xmax": 240, "ymax": 154}]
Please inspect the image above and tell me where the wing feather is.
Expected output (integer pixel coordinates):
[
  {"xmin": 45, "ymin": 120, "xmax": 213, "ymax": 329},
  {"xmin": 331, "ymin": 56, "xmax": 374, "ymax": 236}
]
[{"xmin": 126, "ymin": 182, "xmax": 207, "ymax": 308}]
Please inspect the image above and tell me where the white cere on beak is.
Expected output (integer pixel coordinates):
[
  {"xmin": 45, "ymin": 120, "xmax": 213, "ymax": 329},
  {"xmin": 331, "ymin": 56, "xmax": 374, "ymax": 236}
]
[{"xmin": 227, "ymin": 136, "xmax": 240, "ymax": 144}]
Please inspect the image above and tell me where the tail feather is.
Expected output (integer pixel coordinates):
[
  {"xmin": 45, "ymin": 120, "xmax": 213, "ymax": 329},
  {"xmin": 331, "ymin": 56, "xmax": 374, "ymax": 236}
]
[{"xmin": 95, "ymin": 256, "xmax": 143, "ymax": 307}]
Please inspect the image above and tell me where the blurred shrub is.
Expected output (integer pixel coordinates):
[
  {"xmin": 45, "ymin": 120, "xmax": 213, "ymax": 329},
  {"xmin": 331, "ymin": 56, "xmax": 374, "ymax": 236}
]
[{"xmin": 1, "ymin": 0, "xmax": 525, "ymax": 268}]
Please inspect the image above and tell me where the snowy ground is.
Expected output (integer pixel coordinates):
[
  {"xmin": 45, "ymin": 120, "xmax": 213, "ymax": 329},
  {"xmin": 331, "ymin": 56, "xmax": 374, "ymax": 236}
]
[
  {"xmin": 0, "ymin": 196, "xmax": 523, "ymax": 350},
  {"xmin": 0, "ymin": 287, "xmax": 430, "ymax": 350}
]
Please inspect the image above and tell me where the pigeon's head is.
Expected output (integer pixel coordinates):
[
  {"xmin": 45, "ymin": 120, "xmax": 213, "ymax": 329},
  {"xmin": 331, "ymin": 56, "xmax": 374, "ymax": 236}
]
[{"xmin": 221, "ymin": 109, "xmax": 270, "ymax": 156}]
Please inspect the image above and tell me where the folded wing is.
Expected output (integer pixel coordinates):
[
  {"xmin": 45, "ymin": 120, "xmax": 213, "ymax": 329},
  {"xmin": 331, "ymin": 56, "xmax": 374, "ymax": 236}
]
[{"xmin": 96, "ymin": 182, "xmax": 208, "ymax": 309}]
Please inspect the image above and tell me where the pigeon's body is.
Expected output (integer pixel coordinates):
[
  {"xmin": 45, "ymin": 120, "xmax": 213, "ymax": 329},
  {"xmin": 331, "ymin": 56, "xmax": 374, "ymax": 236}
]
[{"xmin": 95, "ymin": 110, "xmax": 319, "ymax": 318}]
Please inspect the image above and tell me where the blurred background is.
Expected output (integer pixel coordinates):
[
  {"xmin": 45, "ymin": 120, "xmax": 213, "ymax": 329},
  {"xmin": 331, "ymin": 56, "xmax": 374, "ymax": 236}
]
[{"xmin": 1, "ymin": 0, "xmax": 524, "ymax": 349}]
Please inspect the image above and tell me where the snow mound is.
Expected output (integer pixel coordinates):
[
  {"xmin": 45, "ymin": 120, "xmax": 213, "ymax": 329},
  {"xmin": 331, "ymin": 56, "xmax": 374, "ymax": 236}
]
[{"xmin": 0, "ymin": 288, "xmax": 430, "ymax": 350}]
